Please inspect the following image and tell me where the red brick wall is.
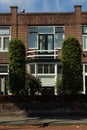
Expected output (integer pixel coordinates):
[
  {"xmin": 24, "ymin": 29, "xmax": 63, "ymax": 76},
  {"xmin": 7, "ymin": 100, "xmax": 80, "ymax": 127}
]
[
  {"xmin": 10, "ymin": 6, "xmax": 18, "ymax": 38},
  {"xmin": 0, "ymin": 52, "xmax": 8, "ymax": 63},
  {"xmin": 0, "ymin": 5, "xmax": 87, "ymax": 63}
]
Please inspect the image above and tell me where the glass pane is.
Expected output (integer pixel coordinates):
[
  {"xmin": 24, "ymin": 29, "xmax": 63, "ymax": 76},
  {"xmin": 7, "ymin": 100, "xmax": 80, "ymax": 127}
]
[
  {"xmin": 55, "ymin": 27, "xmax": 64, "ymax": 33},
  {"xmin": 29, "ymin": 27, "xmax": 38, "ymax": 33},
  {"xmin": 44, "ymin": 64, "xmax": 48, "ymax": 73},
  {"xmin": 29, "ymin": 64, "xmax": 35, "ymax": 74},
  {"xmin": 38, "ymin": 26, "xmax": 54, "ymax": 34},
  {"xmin": 83, "ymin": 26, "xmax": 87, "ymax": 34},
  {"xmin": 39, "ymin": 35, "xmax": 46, "ymax": 50},
  {"xmin": 57, "ymin": 64, "xmax": 62, "ymax": 74},
  {"xmin": 0, "ymin": 38, "xmax": 1, "ymax": 50},
  {"xmin": 0, "ymin": 66, "xmax": 8, "ymax": 73},
  {"xmin": 3, "ymin": 37, "xmax": 9, "ymax": 50},
  {"xmin": 83, "ymin": 36, "xmax": 87, "ymax": 49},
  {"xmin": 85, "ymin": 65, "xmax": 87, "ymax": 72},
  {"xmin": 50, "ymin": 65, "xmax": 54, "ymax": 73},
  {"xmin": 55, "ymin": 34, "xmax": 63, "ymax": 48},
  {"xmin": 48, "ymin": 35, "xmax": 53, "ymax": 50},
  {"xmin": 29, "ymin": 34, "xmax": 37, "ymax": 48},
  {"xmin": 38, "ymin": 64, "xmax": 43, "ymax": 73},
  {"xmin": 0, "ymin": 27, "xmax": 10, "ymax": 35}
]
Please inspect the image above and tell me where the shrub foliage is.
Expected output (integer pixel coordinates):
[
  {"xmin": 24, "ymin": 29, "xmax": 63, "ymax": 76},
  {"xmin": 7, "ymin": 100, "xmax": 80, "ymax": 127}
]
[
  {"xmin": 62, "ymin": 36, "xmax": 83, "ymax": 94},
  {"xmin": 20, "ymin": 74, "xmax": 41, "ymax": 96},
  {"xmin": 8, "ymin": 38, "xmax": 26, "ymax": 95},
  {"xmin": 56, "ymin": 79, "xmax": 63, "ymax": 94}
]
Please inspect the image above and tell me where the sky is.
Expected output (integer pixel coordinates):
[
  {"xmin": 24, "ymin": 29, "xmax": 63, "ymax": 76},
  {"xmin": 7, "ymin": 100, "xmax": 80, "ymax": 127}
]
[{"xmin": 0, "ymin": 0, "xmax": 87, "ymax": 13}]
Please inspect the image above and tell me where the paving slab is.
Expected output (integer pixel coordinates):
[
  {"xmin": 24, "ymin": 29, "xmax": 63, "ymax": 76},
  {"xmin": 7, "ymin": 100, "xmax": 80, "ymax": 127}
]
[{"xmin": 0, "ymin": 114, "xmax": 87, "ymax": 126}]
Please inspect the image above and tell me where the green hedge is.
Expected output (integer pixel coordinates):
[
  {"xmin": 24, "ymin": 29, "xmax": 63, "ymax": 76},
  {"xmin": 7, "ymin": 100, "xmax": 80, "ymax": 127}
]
[
  {"xmin": 0, "ymin": 94, "xmax": 87, "ymax": 103},
  {"xmin": 62, "ymin": 36, "xmax": 83, "ymax": 94}
]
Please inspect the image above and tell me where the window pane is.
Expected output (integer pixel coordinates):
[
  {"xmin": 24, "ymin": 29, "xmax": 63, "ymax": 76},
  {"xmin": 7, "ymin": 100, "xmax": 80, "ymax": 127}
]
[
  {"xmin": 0, "ymin": 38, "xmax": 1, "ymax": 50},
  {"xmin": 39, "ymin": 35, "xmax": 46, "ymax": 50},
  {"xmin": 38, "ymin": 64, "xmax": 43, "ymax": 73},
  {"xmin": 29, "ymin": 27, "xmax": 38, "ymax": 33},
  {"xmin": 38, "ymin": 26, "xmax": 54, "ymax": 34},
  {"xmin": 39, "ymin": 35, "xmax": 54, "ymax": 50},
  {"xmin": 55, "ymin": 27, "xmax": 64, "ymax": 33},
  {"xmin": 29, "ymin": 34, "xmax": 37, "ymax": 48},
  {"xmin": 3, "ymin": 37, "xmax": 9, "ymax": 50},
  {"xmin": 48, "ymin": 35, "xmax": 53, "ymax": 50},
  {"xmin": 0, "ymin": 66, "xmax": 8, "ymax": 73},
  {"xmin": 85, "ymin": 65, "xmax": 87, "ymax": 72},
  {"xmin": 29, "ymin": 64, "xmax": 35, "ymax": 74},
  {"xmin": 83, "ymin": 36, "xmax": 87, "ymax": 49},
  {"xmin": 50, "ymin": 65, "xmax": 54, "ymax": 73},
  {"xmin": 0, "ymin": 27, "xmax": 10, "ymax": 35},
  {"xmin": 83, "ymin": 26, "xmax": 87, "ymax": 34},
  {"xmin": 55, "ymin": 34, "xmax": 63, "ymax": 48},
  {"xmin": 44, "ymin": 64, "xmax": 48, "ymax": 73},
  {"xmin": 57, "ymin": 64, "xmax": 62, "ymax": 74}
]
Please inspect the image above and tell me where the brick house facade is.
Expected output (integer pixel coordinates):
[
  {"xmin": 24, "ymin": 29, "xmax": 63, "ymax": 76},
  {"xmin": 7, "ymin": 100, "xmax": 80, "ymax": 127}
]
[{"xmin": 0, "ymin": 5, "xmax": 87, "ymax": 94}]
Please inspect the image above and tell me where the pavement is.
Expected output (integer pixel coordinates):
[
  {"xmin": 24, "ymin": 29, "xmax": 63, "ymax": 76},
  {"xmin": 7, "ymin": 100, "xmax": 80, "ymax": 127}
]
[
  {"xmin": 1, "ymin": 112, "xmax": 87, "ymax": 126},
  {"xmin": 1, "ymin": 102, "xmax": 87, "ymax": 126}
]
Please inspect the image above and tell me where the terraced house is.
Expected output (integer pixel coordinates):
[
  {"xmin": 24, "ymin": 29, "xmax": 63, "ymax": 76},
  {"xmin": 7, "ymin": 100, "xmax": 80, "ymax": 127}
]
[{"xmin": 0, "ymin": 5, "xmax": 87, "ymax": 95}]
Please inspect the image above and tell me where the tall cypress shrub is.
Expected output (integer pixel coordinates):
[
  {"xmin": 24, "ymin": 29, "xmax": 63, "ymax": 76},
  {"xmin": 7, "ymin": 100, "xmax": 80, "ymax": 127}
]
[
  {"xmin": 62, "ymin": 36, "xmax": 83, "ymax": 94},
  {"xmin": 8, "ymin": 38, "xmax": 26, "ymax": 95}
]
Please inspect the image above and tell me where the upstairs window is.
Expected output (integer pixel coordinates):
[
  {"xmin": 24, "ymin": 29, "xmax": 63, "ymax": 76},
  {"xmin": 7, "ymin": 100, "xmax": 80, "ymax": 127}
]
[
  {"xmin": 0, "ymin": 26, "xmax": 11, "ymax": 51},
  {"xmin": 29, "ymin": 27, "xmax": 38, "ymax": 33},
  {"xmin": 83, "ymin": 26, "xmax": 87, "ymax": 50},
  {"xmin": 38, "ymin": 26, "xmax": 54, "ymax": 34},
  {"xmin": 28, "ymin": 26, "xmax": 64, "ymax": 49},
  {"xmin": 39, "ymin": 34, "xmax": 54, "ymax": 50},
  {"xmin": 28, "ymin": 27, "xmax": 38, "ymax": 49},
  {"xmin": 55, "ymin": 27, "xmax": 64, "ymax": 49}
]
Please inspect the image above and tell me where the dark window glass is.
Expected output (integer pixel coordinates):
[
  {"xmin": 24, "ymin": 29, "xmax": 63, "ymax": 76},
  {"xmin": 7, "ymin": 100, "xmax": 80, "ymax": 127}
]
[
  {"xmin": 44, "ymin": 64, "xmax": 48, "ymax": 73},
  {"xmin": 30, "ymin": 64, "xmax": 35, "ymax": 74},
  {"xmin": 3, "ymin": 37, "xmax": 9, "ymax": 50},
  {"xmin": 50, "ymin": 64, "xmax": 54, "ymax": 73},
  {"xmin": 29, "ymin": 33, "xmax": 37, "ymax": 48},
  {"xmin": 55, "ymin": 33, "xmax": 63, "ymax": 48},
  {"xmin": 55, "ymin": 27, "xmax": 64, "ymax": 33},
  {"xmin": 38, "ymin": 26, "xmax": 54, "ymax": 34},
  {"xmin": 39, "ymin": 34, "xmax": 54, "ymax": 50},
  {"xmin": 83, "ymin": 36, "xmax": 87, "ymax": 50},
  {"xmin": 57, "ymin": 64, "xmax": 62, "ymax": 74},
  {"xmin": 0, "ymin": 27, "xmax": 10, "ymax": 35},
  {"xmin": 85, "ymin": 65, "xmax": 87, "ymax": 72},
  {"xmin": 82, "ymin": 26, "xmax": 87, "ymax": 34},
  {"xmin": 38, "ymin": 64, "xmax": 43, "ymax": 73},
  {"xmin": 29, "ymin": 27, "xmax": 38, "ymax": 33},
  {"xmin": 0, "ymin": 66, "xmax": 8, "ymax": 73}
]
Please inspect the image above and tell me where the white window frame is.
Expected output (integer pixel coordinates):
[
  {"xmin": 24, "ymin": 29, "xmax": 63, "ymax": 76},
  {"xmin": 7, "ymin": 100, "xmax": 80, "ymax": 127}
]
[
  {"xmin": 82, "ymin": 64, "xmax": 87, "ymax": 94},
  {"xmin": 54, "ymin": 33, "xmax": 64, "ymax": 49},
  {"xmin": 83, "ymin": 35, "xmax": 87, "ymax": 51},
  {"xmin": 37, "ymin": 64, "xmax": 55, "ymax": 75},
  {"xmin": 28, "ymin": 63, "xmax": 35, "ymax": 74},
  {"xmin": 38, "ymin": 26, "xmax": 54, "ymax": 34},
  {"xmin": 82, "ymin": 25, "xmax": 87, "ymax": 51},
  {"xmin": 28, "ymin": 26, "xmax": 64, "ymax": 50},
  {"xmin": 28, "ymin": 33, "xmax": 38, "ymax": 49},
  {"xmin": 0, "ymin": 26, "xmax": 11, "ymax": 52},
  {"xmin": 0, "ymin": 64, "xmax": 8, "ymax": 75}
]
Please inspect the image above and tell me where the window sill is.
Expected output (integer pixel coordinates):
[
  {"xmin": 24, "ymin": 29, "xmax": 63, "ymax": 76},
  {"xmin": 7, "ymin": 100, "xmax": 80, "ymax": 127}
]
[{"xmin": 0, "ymin": 50, "xmax": 8, "ymax": 52}]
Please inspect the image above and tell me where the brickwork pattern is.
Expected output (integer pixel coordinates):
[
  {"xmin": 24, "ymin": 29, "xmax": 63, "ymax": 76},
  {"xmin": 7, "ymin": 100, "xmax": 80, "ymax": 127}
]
[{"xmin": 0, "ymin": 5, "xmax": 87, "ymax": 63}]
